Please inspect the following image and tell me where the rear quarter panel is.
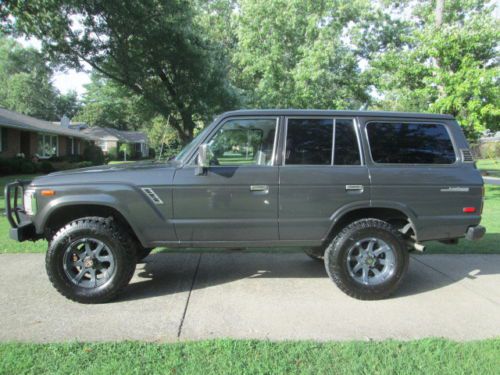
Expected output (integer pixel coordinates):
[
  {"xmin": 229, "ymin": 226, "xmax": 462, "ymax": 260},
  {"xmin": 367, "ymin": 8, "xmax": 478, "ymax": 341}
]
[{"xmin": 360, "ymin": 118, "xmax": 483, "ymax": 241}]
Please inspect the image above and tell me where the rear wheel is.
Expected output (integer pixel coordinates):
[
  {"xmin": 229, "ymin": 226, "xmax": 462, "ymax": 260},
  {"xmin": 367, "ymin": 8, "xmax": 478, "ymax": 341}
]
[
  {"xmin": 324, "ymin": 218, "xmax": 409, "ymax": 300},
  {"xmin": 46, "ymin": 217, "xmax": 136, "ymax": 303}
]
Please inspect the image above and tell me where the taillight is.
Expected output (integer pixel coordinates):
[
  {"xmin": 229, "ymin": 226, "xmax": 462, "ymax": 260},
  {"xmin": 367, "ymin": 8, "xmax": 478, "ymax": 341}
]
[{"xmin": 463, "ymin": 207, "xmax": 476, "ymax": 213}]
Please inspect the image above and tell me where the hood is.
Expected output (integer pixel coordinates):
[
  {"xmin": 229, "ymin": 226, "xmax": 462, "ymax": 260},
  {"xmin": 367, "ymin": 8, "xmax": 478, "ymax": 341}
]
[{"xmin": 31, "ymin": 160, "xmax": 178, "ymax": 187}]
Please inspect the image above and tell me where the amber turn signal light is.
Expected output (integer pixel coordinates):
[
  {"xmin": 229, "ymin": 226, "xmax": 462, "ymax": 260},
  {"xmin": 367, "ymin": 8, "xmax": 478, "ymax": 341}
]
[{"xmin": 40, "ymin": 190, "xmax": 55, "ymax": 197}]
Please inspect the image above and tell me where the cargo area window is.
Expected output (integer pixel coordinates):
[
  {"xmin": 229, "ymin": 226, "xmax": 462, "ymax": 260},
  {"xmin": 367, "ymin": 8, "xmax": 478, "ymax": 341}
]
[
  {"xmin": 285, "ymin": 118, "xmax": 361, "ymax": 165},
  {"xmin": 367, "ymin": 122, "xmax": 456, "ymax": 164}
]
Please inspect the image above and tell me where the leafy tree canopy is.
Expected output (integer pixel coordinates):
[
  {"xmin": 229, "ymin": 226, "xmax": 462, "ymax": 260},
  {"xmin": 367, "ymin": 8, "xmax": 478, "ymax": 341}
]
[
  {"xmin": 371, "ymin": 0, "xmax": 499, "ymax": 138},
  {"xmin": 2, "ymin": 0, "xmax": 238, "ymax": 143}
]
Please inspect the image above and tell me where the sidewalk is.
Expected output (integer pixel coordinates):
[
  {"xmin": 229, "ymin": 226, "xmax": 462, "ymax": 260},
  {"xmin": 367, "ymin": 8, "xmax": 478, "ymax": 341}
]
[{"xmin": 0, "ymin": 253, "xmax": 499, "ymax": 342}]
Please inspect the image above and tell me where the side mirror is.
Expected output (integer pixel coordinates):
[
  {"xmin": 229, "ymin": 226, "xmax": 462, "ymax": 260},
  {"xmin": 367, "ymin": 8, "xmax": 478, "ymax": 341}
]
[{"xmin": 195, "ymin": 144, "xmax": 210, "ymax": 175}]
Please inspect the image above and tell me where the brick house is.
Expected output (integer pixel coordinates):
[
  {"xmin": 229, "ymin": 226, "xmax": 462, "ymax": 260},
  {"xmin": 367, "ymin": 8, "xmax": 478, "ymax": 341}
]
[
  {"xmin": 0, "ymin": 107, "xmax": 95, "ymax": 160},
  {"xmin": 82, "ymin": 126, "xmax": 149, "ymax": 158}
]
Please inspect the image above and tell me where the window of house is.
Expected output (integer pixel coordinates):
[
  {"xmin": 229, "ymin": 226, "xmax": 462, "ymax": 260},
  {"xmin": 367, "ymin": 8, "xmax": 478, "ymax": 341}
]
[
  {"xmin": 37, "ymin": 134, "xmax": 58, "ymax": 158},
  {"xmin": 205, "ymin": 118, "xmax": 278, "ymax": 166},
  {"xmin": 285, "ymin": 118, "xmax": 361, "ymax": 166},
  {"xmin": 367, "ymin": 122, "xmax": 456, "ymax": 164},
  {"xmin": 66, "ymin": 137, "xmax": 75, "ymax": 155}
]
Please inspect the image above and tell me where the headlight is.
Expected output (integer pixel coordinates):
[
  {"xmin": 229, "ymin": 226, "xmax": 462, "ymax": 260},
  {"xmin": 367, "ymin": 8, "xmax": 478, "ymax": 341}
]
[{"xmin": 23, "ymin": 190, "xmax": 37, "ymax": 216}]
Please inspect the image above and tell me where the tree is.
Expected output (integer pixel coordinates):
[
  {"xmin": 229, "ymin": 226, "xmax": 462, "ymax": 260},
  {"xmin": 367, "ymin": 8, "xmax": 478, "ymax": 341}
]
[
  {"xmin": 55, "ymin": 90, "xmax": 81, "ymax": 119},
  {"xmin": 0, "ymin": 36, "xmax": 58, "ymax": 120},
  {"xmin": 371, "ymin": 0, "xmax": 499, "ymax": 138},
  {"xmin": 74, "ymin": 73, "xmax": 154, "ymax": 130},
  {"xmin": 3, "ymin": 0, "xmax": 238, "ymax": 143},
  {"xmin": 231, "ymin": 0, "xmax": 378, "ymax": 109}
]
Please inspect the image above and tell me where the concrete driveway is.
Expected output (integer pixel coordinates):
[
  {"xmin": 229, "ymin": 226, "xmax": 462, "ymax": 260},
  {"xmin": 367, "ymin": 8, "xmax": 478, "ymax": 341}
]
[{"xmin": 0, "ymin": 252, "xmax": 499, "ymax": 342}]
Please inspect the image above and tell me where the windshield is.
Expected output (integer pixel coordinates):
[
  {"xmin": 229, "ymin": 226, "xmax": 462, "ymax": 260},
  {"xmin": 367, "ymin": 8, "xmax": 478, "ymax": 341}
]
[{"xmin": 174, "ymin": 125, "xmax": 212, "ymax": 162}]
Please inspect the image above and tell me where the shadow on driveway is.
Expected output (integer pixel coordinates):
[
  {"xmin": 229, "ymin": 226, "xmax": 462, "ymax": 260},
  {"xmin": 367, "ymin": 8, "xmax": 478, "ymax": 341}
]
[{"xmin": 118, "ymin": 252, "xmax": 500, "ymax": 302}]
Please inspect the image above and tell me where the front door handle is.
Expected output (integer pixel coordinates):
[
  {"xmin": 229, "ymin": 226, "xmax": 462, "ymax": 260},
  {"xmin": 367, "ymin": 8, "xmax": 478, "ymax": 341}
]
[
  {"xmin": 250, "ymin": 185, "xmax": 269, "ymax": 193},
  {"xmin": 345, "ymin": 184, "xmax": 364, "ymax": 193}
]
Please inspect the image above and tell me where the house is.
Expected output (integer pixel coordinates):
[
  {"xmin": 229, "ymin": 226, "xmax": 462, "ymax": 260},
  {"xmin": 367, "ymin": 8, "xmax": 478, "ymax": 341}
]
[
  {"xmin": 0, "ymin": 107, "xmax": 96, "ymax": 160},
  {"xmin": 82, "ymin": 126, "xmax": 149, "ymax": 158}
]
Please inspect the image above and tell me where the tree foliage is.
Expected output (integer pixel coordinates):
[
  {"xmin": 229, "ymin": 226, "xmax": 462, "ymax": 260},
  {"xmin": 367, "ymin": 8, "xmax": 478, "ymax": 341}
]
[
  {"xmin": 74, "ymin": 73, "xmax": 153, "ymax": 130},
  {"xmin": 371, "ymin": 0, "xmax": 499, "ymax": 138},
  {"xmin": 0, "ymin": 36, "xmax": 57, "ymax": 119},
  {"xmin": 3, "ymin": 0, "xmax": 238, "ymax": 143}
]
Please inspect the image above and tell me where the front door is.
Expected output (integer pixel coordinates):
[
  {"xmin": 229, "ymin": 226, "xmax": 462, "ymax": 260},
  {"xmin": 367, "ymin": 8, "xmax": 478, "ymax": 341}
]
[
  {"xmin": 279, "ymin": 117, "xmax": 370, "ymax": 241},
  {"xmin": 172, "ymin": 117, "xmax": 280, "ymax": 243}
]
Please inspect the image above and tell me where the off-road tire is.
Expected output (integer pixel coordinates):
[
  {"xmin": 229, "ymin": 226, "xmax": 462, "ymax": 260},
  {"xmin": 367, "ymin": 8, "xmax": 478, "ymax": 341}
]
[
  {"xmin": 304, "ymin": 247, "xmax": 324, "ymax": 261},
  {"xmin": 46, "ymin": 217, "xmax": 137, "ymax": 304},
  {"xmin": 324, "ymin": 218, "xmax": 409, "ymax": 300},
  {"xmin": 136, "ymin": 247, "xmax": 153, "ymax": 262}
]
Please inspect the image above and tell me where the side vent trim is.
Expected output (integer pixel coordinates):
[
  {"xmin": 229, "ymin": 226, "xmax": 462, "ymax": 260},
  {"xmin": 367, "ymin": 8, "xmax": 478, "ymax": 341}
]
[
  {"xmin": 141, "ymin": 188, "xmax": 164, "ymax": 205},
  {"xmin": 460, "ymin": 149, "xmax": 474, "ymax": 163}
]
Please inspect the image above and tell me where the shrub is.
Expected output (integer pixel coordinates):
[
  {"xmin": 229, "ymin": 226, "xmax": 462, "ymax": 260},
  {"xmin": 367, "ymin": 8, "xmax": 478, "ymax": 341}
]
[
  {"xmin": 83, "ymin": 144, "xmax": 105, "ymax": 165},
  {"xmin": 38, "ymin": 161, "xmax": 55, "ymax": 174}
]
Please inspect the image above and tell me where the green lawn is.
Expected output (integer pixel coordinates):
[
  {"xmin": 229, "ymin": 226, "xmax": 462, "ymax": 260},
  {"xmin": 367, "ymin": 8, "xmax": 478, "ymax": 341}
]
[
  {"xmin": 1, "ymin": 174, "xmax": 499, "ymax": 254},
  {"xmin": 477, "ymin": 158, "xmax": 500, "ymax": 178},
  {"xmin": 1, "ymin": 339, "xmax": 498, "ymax": 375}
]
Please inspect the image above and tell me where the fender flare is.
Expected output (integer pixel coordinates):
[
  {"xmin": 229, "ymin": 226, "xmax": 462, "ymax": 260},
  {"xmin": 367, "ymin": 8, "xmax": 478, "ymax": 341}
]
[{"xmin": 36, "ymin": 194, "xmax": 148, "ymax": 246}]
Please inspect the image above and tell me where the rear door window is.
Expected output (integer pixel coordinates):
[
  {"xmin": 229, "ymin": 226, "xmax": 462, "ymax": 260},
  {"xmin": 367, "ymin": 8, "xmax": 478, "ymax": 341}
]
[
  {"xmin": 285, "ymin": 119, "xmax": 333, "ymax": 165},
  {"xmin": 367, "ymin": 122, "xmax": 456, "ymax": 164},
  {"xmin": 285, "ymin": 118, "xmax": 361, "ymax": 166},
  {"xmin": 334, "ymin": 119, "xmax": 361, "ymax": 165}
]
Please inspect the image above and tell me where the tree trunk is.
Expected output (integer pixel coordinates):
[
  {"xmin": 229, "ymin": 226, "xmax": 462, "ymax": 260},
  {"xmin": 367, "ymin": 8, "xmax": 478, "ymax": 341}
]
[{"xmin": 435, "ymin": 0, "xmax": 445, "ymax": 28}]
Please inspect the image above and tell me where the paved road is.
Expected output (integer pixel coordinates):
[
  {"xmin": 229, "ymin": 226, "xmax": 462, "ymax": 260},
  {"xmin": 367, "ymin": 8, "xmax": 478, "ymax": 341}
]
[{"xmin": 1, "ymin": 253, "xmax": 499, "ymax": 342}]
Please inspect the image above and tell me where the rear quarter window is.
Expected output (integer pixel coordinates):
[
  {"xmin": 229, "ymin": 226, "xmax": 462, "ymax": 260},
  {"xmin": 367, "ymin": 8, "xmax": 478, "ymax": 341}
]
[{"xmin": 366, "ymin": 122, "xmax": 456, "ymax": 164}]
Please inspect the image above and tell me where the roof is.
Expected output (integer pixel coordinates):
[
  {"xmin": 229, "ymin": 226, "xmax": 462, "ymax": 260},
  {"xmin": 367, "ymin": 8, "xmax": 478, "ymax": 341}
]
[
  {"xmin": 82, "ymin": 127, "xmax": 147, "ymax": 143},
  {"xmin": 219, "ymin": 109, "xmax": 455, "ymax": 120},
  {"xmin": 0, "ymin": 107, "xmax": 97, "ymax": 140}
]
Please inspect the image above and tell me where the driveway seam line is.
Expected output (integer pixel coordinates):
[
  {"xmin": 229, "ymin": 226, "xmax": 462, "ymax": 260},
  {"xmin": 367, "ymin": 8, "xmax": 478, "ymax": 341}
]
[
  {"xmin": 411, "ymin": 255, "xmax": 499, "ymax": 306},
  {"xmin": 177, "ymin": 252, "xmax": 202, "ymax": 339}
]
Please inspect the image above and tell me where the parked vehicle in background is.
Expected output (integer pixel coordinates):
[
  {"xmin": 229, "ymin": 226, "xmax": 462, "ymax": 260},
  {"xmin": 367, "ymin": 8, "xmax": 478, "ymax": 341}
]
[{"xmin": 5, "ymin": 110, "xmax": 485, "ymax": 303}]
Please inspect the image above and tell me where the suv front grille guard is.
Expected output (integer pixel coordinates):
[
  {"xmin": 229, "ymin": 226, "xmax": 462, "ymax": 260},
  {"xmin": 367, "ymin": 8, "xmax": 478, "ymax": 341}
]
[{"xmin": 4, "ymin": 180, "xmax": 31, "ymax": 228}]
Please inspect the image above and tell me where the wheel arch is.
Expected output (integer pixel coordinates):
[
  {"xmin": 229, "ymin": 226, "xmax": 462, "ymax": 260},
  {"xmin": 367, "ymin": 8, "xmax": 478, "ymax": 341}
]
[
  {"xmin": 41, "ymin": 203, "xmax": 146, "ymax": 247},
  {"xmin": 325, "ymin": 204, "xmax": 418, "ymax": 246}
]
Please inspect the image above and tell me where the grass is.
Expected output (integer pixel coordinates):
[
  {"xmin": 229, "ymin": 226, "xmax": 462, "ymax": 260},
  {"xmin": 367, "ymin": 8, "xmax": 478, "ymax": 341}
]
[
  {"xmin": 477, "ymin": 158, "xmax": 500, "ymax": 178},
  {"xmin": 1, "ymin": 174, "xmax": 499, "ymax": 254},
  {"xmin": 0, "ymin": 339, "xmax": 499, "ymax": 374}
]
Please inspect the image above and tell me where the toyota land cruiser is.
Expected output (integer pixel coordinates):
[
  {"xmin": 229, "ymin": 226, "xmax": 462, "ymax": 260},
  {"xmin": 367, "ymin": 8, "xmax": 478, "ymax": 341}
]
[{"xmin": 5, "ymin": 110, "xmax": 485, "ymax": 303}]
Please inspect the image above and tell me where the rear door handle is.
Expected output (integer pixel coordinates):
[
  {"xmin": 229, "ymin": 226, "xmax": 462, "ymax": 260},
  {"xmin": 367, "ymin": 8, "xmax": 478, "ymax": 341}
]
[
  {"xmin": 346, "ymin": 185, "xmax": 364, "ymax": 193},
  {"xmin": 250, "ymin": 185, "xmax": 269, "ymax": 193}
]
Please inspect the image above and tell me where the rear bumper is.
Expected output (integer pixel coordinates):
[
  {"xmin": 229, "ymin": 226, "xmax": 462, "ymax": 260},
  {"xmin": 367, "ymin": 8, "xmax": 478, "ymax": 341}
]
[{"xmin": 465, "ymin": 225, "xmax": 486, "ymax": 241}]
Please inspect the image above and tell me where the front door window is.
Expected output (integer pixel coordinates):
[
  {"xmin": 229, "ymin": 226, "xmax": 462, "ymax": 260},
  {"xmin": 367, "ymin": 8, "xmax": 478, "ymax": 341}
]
[{"xmin": 205, "ymin": 118, "xmax": 278, "ymax": 166}]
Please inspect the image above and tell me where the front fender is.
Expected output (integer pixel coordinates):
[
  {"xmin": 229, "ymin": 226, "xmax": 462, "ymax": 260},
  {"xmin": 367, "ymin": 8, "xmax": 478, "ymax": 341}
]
[{"xmin": 32, "ymin": 184, "xmax": 175, "ymax": 247}]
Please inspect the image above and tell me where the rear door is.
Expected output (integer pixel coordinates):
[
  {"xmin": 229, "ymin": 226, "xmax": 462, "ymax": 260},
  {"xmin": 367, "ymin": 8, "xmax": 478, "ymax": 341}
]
[{"xmin": 279, "ymin": 117, "xmax": 370, "ymax": 241}]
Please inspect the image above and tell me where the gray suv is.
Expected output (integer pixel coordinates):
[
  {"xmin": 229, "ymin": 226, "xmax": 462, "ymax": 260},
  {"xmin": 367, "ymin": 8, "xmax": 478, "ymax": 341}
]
[{"xmin": 6, "ymin": 110, "xmax": 485, "ymax": 303}]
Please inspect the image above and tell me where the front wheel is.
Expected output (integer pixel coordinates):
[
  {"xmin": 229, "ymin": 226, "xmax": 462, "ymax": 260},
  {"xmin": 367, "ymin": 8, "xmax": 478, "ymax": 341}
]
[
  {"xmin": 46, "ymin": 217, "xmax": 137, "ymax": 303},
  {"xmin": 324, "ymin": 218, "xmax": 409, "ymax": 300}
]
